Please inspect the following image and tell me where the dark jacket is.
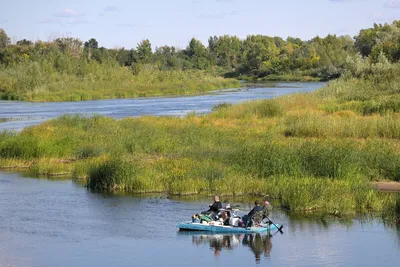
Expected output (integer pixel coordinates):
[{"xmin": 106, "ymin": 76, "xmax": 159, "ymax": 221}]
[
  {"xmin": 248, "ymin": 205, "xmax": 263, "ymax": 219},
  {"xmin": 208, "ymin": 201, "xmax": 222, "ymax": 213}
]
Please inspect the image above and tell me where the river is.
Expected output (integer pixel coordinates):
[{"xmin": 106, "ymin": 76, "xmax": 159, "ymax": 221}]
[
  {"xmin": 0, "ymin": 172, "xmax": 399, "ymax": 267},
  {"xmin": 0, "ymin": 82, "xmax": 399, "ymax": 266},
  {"xmin": 0, "ymin": 82, "xmax": 323, "ymax": 131}
]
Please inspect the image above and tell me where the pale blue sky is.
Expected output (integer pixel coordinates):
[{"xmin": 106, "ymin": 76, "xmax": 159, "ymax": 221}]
[{"xmin": 0, "ymin": 0, "xmax": 399, "ymax": 49}]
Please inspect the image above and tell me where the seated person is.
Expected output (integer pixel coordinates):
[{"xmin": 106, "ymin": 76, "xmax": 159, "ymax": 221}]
[
  {"xmin": 242, "ymin": 200, "xmax": 263, "ymax": 227},
  {"xmin": 263, "ymin": 198, "xmax": 273, "ymax": 218},
  {"xmin": 219, "ymin": 203, "xmax": 232, "ymax": 225},
  {"xmin": 201, "ymin": 196, "xmax": 222, "ymax": 220}
]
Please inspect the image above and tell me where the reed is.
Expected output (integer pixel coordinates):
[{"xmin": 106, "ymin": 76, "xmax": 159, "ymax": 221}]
[
  {"xmin": 0, "ymin": 62, "xmax": 240, "ymax": 102},
  {"xmin": 2, "ymin": 65, "xmax": 400, "ymax": 219}
]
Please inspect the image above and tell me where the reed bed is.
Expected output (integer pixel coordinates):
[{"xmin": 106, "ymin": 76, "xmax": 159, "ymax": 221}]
[
  {"xmin": 2, "ymin": 66, "xmax": 400, "ymax": 220},
  {"xmin": 0, "ymin": 62, "xmax": 239, "ymax": 101}
]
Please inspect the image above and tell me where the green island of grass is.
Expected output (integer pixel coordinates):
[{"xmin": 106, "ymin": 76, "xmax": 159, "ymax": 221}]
[{"xmin": 1, "ymin": 60, "xmax": 400, "ymax": 221}]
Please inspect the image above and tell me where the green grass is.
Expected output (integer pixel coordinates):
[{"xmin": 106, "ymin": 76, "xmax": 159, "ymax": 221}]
[
  {"xmin": 2, "ymin": 64, "xmax": 400, "ymax": 221},
  {"xmin": 0, "ymin": 62, "xmax": 240, "ymax": 101}
]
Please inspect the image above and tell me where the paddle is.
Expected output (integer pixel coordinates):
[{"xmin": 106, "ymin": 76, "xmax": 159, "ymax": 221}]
[{"xmin": 265, "ymin": 216, "xmax": 284, "ymax": 234}]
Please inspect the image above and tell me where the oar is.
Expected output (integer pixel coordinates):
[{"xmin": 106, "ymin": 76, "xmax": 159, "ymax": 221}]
[
  {"xmin": 265, "ymin": 216, "xmax": 284, "ymax": 234},
  {"xmin": 199, "ymin": 201, "xmax": 207, "ymax": 211}
]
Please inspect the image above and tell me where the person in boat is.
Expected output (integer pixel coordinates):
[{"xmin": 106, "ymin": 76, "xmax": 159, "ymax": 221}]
[
  {"xmin": 208, "ymin": 195, "xmax": 222, "ymax": 213},
  {"xmin": 201, "ymin": 195, "xmax": 222, "ymax": 220},
  {"xmin": 263, "ymin": 197, "xmax": 273, "ymax": 219},
  {"xmin": 242, "ymin": 200, "xmax": 263, "ymax": 227},
  {"xmin": 220, "ymin": 203, "xmax": 232, "ymax": 225}
]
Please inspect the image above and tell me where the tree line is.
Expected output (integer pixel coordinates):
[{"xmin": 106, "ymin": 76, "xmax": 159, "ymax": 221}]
[{"xmin": 0, "ymin": 20, "xmax": 399, "ymax": 81}]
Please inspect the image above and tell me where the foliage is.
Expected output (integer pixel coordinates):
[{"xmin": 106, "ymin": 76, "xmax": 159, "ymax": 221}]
[
  {"xmin": 2, "ymin": 59, "xmax": 400, "ymax": 219},
  {"xmin": 1, "ymin": 20, "xmax": 399, "ymax": 98},
  {"xmin": 355, "ymin": 21, "xmax": 400, "ymax": 62}
]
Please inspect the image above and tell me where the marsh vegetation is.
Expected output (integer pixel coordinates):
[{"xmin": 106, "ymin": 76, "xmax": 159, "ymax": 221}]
[
  {"xmin": 1, "ymin": 61, "xmax": 400, "ymax": 220},
  {"xmin": 1, "ymin": 20, "xmax": 399, "ymax": 101},
  {"xmin": 1, "ymin": 21, "xmax": 400, "ymax": 221}
]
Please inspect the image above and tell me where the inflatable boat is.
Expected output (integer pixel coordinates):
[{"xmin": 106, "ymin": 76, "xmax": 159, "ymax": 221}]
[{"xmin": 177, "ymin": 221, "xmax": 280, "ymax": 234}]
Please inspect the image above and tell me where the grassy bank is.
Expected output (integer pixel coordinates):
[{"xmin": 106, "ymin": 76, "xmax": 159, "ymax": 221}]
[
  {"xmin": 1, "ymin": 63, "xmax": 400, "ymax": 221},
  {"xmin": 0, "ymin": 62, "xmax": 239, "ymax": 101},
  {"xmin": 236, "ymin": 73, "xmax": 323, "ymax": 83}
]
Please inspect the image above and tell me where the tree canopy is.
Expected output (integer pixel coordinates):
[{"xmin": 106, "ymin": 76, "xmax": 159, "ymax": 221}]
[{"xmin": 1, "ymin": 20, "xmax": 399, "ymax": 80}]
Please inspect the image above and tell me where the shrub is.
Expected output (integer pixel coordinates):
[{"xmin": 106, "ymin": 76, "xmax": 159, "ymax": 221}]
[{"xmin": 212, "ymin": 102, "xmax": 233, "ymax": 111}]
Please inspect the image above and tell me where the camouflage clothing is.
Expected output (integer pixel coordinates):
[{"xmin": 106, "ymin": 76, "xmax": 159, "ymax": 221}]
[{"xmin": 263, "ymin": 203, "xmax": 272, "ymax": 218}]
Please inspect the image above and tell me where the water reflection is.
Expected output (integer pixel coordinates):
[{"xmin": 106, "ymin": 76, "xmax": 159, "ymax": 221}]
[
  {"xmin": 242, "ymin": 234, "xmax": 272, "ymax": 263},
  {"xmin": 181, "ymin": 232, "xmax": 272, "ymax": 263}
]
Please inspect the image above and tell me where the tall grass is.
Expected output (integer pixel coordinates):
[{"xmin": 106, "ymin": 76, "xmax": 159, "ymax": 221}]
[
  {"xmin": 283, "ymin": 112, "xmax": 400, "ymax": 139},
  {"xmin": 1, "ymin": 112, "xmax": 399, "ymax": 217},
  {"xmin": 2, "ymin": 64, "xmax": 400, "ymax": 219},
  {"xmin": 0, "ymin": 61, "xmax": 239, "ymax": 101}
]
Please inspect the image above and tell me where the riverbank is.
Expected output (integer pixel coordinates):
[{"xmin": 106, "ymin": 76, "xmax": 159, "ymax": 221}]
[
  {"xmin": 1, "ymin": 64, "xmax": 400, "ymax": 220},
  {"xmin": 372, "ymin": 182, "xmax": 400, "ymax": 192},
  {"xmin": 0, "ymin": 67, "xmax": 240, "ymax": 102},
  {"xmin": 237, "ymin": 74, "xmax": 324, "ymax": 83}
]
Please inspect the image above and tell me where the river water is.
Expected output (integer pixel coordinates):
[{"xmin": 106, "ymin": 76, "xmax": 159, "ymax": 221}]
[
  {"xmin": 0, "ymin": 82, "xmax": 323, "ymax": 131},
  {"xmin": 0, "ymin": 172, "xmax": 399, "ymax": 267},
  {"xmin": 0, "ymin": 82, "xmax": 399, "ymax": 266}
]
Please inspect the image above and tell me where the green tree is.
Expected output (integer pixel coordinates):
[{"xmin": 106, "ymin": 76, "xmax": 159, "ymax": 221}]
[
  {"xmin": 184, "ymin": 38, "xmax": 212, "ymax": 69},
  {"xmin": 84, "ymin": 38, "xmax": 99, "ymax": 50},
  {"xmin": 110, "ymin": 48, "xmax": 135, "ymax": 66},
  {"xmin": 0, "ymin": 29, "xmax": 10, "ymax": 64},
  {"xmin": 0, "ymin": 28, "xmax": 9, "ymax": 50},
  {"xmin": 55, "ymin": 37, "xmax": 83, "ymax": 58},
  {"xmin": 208, "ymin": 35, "xmax": 242, "ymax": 69},
  {"xmin": 84, "ymin": 38, "xmax": 99, "ymax": 60},
  {"xmin": 354, "ymin": 21, "xmax": 400, "ymax": 62},
  {"xmin": 242, "ymin": 35, "xmax": 280, "ymax": 75},
  {"xmin": 16, "ymin": 39, "xmax": 33, "ymax": 46},
  {"xmin": 153, "ymin": 45, "xmax": 181, "ymax": 69},
  {"xmin": 136, "ymin": 39, "xmax": 152, "ymax": 63}
]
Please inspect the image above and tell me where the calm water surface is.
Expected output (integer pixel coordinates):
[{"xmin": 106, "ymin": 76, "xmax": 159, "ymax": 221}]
[
  {"xmin": 1, "ymin": 82, "xmax": 399, "ymax": 266},
  {"xmin": 0, "ymin": 172, "xmax": 399, "ymax": 267},
  {"xmin": 0, "ymin": 82, "xmax": 324, "ymax": 131}
]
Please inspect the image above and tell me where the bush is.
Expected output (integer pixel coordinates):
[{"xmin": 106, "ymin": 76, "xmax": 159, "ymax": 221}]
[
  {"xmin": 75, "ymin": 145, "xmax": 104, "ymax": 159},
  {"xmin": 212, "ymin": 102, "xmax": 232, "ymax": 111},
  {"xmin": 0, "ymin": 134, "xmax": 40, "ymax": 159},
  {"xmin": 252, "ymin": 99, "xmax": 285, "ymax": 118},
  {"xmin": 87, "ymin": 158, "xmax": 138, "ymax": 190}
]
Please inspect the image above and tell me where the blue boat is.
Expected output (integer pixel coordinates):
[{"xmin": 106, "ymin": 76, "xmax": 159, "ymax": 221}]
[{"xmin": 177, "ymin": 221, "xmax": 280, "ymax": 234}]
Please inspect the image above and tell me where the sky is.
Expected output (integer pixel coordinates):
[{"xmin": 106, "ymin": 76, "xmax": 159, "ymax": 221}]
[{"xmin": 0, "ymin": 0, "xmax": 399, "ymax": 49}]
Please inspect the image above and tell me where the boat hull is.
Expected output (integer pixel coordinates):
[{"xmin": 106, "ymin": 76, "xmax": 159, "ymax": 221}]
[{"xmin": 177, "ymin": 221, "xmax": 279, "ymax": 234}]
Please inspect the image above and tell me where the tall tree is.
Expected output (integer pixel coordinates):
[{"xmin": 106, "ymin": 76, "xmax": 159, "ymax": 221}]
[
  {"xmin": 0, "ymin": 28, "xmax": 10, "ymax": 50},
  {"xmin": 242, "ymin": 35, "xmax": 280, "ymax": 75},
  {"xmin": 185, "ymin": 38, "xmax": 211, "ymax": 69},
  {"xmin": 16, "ymin": 39, "xmax": 33, "ymax": 46},
  {"xmin": 55, "ymin": 37, "xmax": 83, "ymax": 58},
  {"xmin": 208, "ymin": 35, "xmax": 242, "ymax": 69},
  {"xmin": 136, "ymin": 39, "xmax": 152, "ymax": 63},
  {"xmin": 84, "ymin": 38, "xmax": 99, "ymax": 50},
  {"xmin": 84, "ymin": 38, "xmax": 99, "ymax": 60}
]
